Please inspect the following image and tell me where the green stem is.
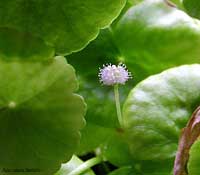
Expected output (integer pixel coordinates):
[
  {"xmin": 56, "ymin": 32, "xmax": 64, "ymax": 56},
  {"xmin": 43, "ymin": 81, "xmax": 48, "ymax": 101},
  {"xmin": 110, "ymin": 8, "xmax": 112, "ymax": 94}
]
[
  {"xmin": 114, "ymin": 84, "xmax": 123, "ymax": 127},
  {"xmin": 68, "ymin": 157, "xmax": 102, "ymax": 175}
]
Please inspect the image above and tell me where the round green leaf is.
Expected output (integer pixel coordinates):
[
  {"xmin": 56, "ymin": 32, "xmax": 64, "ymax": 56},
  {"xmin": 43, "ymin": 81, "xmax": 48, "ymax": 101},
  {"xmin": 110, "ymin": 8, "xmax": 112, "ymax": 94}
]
[
  {"xmin": 0, "ymin": 0, "xmax": 126, "ymax": 55},
  {"xmin": 114, "ymin": 0, "xmax": 200, "ymax": 81},
  {"xmin": 0, "ymin": 56, "xmax": 86, "ymax": 175},
  {"xmin": 123, "ymin": 64, "xmax": 200, "ymax": 161},
  {"xmin": 188, "ymin": 140, "xmax": 200, "ymax": 175},
  {"xmin": 0, "ymin": 27, "xmax": 54, "ymax": 62},
  {"xmin": 183, "ymin": 0, "xmax": 200, "ymax": 18},
  {"xmin": 55, "ymin": 155, "xmax": 95, "ymax": 175}
]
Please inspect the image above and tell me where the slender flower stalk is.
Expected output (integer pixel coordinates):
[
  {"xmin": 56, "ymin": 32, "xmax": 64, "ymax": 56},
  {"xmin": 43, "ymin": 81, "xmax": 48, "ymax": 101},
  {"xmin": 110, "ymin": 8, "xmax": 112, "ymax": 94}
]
[
  {"xmin": 114, "ymin": 84, "xmax": 123, "ymax": 127},
  {"xmin": 99, "ymin": 63, "xmax": 132, "ymax": 127}
]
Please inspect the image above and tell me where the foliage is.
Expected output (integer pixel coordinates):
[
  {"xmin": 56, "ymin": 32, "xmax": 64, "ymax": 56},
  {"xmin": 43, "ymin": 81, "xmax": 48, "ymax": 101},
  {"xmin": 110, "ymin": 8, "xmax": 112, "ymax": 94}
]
[
  {"xmin": 1, "ymin": 0, "xmax": 200, "ymax": 174},
  {"xmin": 0, "ymin": 0, "xmax": 126, "ymax": 56}
]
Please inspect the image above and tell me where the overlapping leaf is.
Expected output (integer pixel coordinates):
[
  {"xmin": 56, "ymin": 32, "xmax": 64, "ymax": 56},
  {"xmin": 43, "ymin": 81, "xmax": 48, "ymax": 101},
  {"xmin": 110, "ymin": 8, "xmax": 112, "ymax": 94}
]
[
  {"xmin": 0, "ymin": 56, "xmax": 86, "ymax": 175},
  {"xmin": 123, "ymin": 65, "xmax": 200, "ymax": 162},
  {"xmin": 0, "ymin": 0, "xmax": 126, "ymax": 56},
  {"xmin": 114, "ymin": 0, "xmax": 200, "ymax": 81}
]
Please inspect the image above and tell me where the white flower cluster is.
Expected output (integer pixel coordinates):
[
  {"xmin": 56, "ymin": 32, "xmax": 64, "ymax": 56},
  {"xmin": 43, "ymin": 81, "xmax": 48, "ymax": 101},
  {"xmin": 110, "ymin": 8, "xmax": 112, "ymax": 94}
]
[{"xmin": 99, "ymin": 63, "xmax": 131, "ymax": 86}]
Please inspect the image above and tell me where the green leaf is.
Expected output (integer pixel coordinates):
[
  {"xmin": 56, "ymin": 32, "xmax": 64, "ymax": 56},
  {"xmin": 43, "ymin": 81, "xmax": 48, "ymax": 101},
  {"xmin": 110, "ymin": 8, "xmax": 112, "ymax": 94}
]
[
  {"xmin": 123, "ymin": 64, "xmax": 200, "ymax": 161},
  {"xmin": 0, "ymin": 56, "xmax": 75, "ymax": 105},
  {"xmin": 114, "ymin": 0, "xmax": 200, "ymax": 81},
  {"xmin": 183, "ymin": 0, "xmax": 200, "ymax": 18},
  {"xmin": 138, "ymin": 159, "xmax": 173, "ymax": 175},
  {"xmin": 188, "ymin": 140, "xmax": 200, "ymax": 175},
  {"xmin": 68, "ymin": 29, "xmax": 120, "ymax": 79},
  {"xmin": 69, "ymin": 0, "xmax": 200, "ymax": 83},
  {"xmin": 55, "ymin": 155, "xmax": 95, "ymax": 175},
  {"xmin": 0, "ymin": 27, "xmax": 54, "ymax": 62},
  {"xmin": 0, "ymin": 0, "xmax": 126, "ymax": 55},
  {"xmin": 101, "ymin": 127, "xmax": 135, "ymax": 167},
  {"xmin": 0, "ymin": 56, "xmax": 86, "ymax": 175}
]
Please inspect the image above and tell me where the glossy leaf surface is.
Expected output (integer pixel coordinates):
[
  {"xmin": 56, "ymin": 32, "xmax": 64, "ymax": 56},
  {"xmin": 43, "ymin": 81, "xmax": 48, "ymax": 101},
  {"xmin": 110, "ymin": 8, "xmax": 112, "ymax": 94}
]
[{"xmin": 123, "ymin": 64, "xmax": 200, "ymax": 161}]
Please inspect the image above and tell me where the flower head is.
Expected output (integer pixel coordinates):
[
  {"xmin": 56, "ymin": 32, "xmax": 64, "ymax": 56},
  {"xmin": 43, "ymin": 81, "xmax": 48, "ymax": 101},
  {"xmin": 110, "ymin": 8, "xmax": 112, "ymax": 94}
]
[{"xmin": 98, "ymin": 63, "xmax": 131, "ymax": 86}]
